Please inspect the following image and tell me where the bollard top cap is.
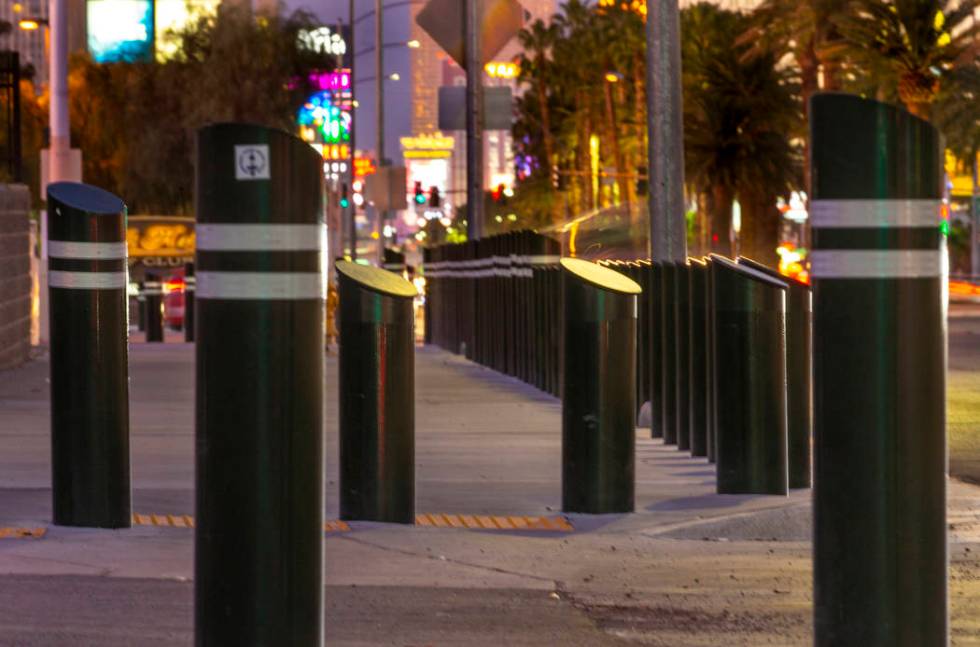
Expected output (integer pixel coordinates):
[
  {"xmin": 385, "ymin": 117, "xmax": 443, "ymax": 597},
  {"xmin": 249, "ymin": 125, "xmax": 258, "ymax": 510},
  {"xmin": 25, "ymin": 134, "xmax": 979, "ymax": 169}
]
[
  {"xmin": 336, "ymin": 260, "xmax": 418, "ymax": 298},
  {"xmin": 560, "ymin": 257, "xmax": 642, "ymax": 294},
  {"xmin": 47, "ymin": 182, "xmax": 125, "ymax": 215},
  {"xmin": 709, "ymin": 254, "xmax": 788, "ymax": 289}
]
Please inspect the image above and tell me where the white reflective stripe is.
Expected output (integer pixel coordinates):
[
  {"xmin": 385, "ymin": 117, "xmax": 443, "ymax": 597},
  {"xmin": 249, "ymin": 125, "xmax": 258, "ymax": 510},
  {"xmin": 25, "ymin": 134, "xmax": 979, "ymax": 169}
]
[
  {"xmin": 196, "ymin": 272, "xmax": 324, "ymax": 300},
  {"xmin": 49, "ymin": 270, "xmax": 128, "ymax": 289},
  {"xmin": 810, "ymin": 199, "xmax": 940, "ymax": 228},
  {"xmin": 48, "ymin": 241, "xmax": 127, "ymax": 260},
  {"xmin": 196, "ymin": 224, "xmax": 323, "ymax": 251},
  {"xmin": 528, "ymin": 255, "xmax": 561, "ymax": 265},
  {"xmin": 811, "ymin": 250, "xmax": 944, "ymax": 278}
]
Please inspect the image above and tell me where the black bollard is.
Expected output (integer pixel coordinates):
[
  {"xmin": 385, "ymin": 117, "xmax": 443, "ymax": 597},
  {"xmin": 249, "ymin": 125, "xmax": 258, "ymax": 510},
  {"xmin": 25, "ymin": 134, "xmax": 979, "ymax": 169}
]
[
  {"xmin": 660, "ymin": 262, "xmax": 677, "ymax": 444},
  {"xmin": 810, "ymin": 94, "xmax": 946, "ymax": 645},
  {"xmin": 561, "ymin": 258, "xmax": 641, "ymax": 514},
  {"xmin": 705, "ymin": 257, "xmax": 717, "ymax": 464},
  {"xmin": 194, "ymin": 123, "xmax": 325, "ymax": 646},
  {"xmin": 47, "ymin": 181, "xmax": 131, "ymax": 528},
  {"xmin": 143, "ymin": 274, "xmax": 164, "ymax": 342},
  {"xmin": 688, "ymin": 259, "xmax": 708, "ymax": 458},
  {"xmin": 649, "ymin": 261, "xmax": 663, "ymax": 438},
  {"xmin": 709, "ymin": 254, "xmax": 788, "ymax": 495},
  {"xmin": 738, "ymin": 257, "xmax": 811, "ymax": 488},
  {"xmin": 674, "ymin": 261, "xmax": 691, "ymax": 452},
  {"xmin": 184, "ymin": 262, "xmax": 195, "ymax": 343},
  {"xmin": 337, "ymin": 260, "xmax": 417, "ymax": 523}
]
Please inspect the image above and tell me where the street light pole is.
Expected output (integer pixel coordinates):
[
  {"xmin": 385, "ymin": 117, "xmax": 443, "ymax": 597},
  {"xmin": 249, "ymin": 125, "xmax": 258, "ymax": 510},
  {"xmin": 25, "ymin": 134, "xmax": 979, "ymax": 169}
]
[
  {"xmin": 646, "ymin": 0, "xmax": 686, "ymax": 263},
  {"xmin": 348, "ymin": 0, "xmax": 357, "ymax": 260},
  {"xmin": 375, "ymin": 0, "xmax": 387, "ymax": 263},
  {"xmin": 48, "ymin": 0, "xmax": 70, "ymax": 185}
]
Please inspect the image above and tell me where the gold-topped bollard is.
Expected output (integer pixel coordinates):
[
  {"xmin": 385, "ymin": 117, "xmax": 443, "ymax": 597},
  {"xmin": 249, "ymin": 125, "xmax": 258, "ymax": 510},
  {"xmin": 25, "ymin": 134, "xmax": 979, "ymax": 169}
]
[
  {"xmin": 337, "ymin": 261, "xmax": 418, "ymax": 523},
  {"xmin": 561, "ymin": 258, "xmax": 642, "ymax": 514}
]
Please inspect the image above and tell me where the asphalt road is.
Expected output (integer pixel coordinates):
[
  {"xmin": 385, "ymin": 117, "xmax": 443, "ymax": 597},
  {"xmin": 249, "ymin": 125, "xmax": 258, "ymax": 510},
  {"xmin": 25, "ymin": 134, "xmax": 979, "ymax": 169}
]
[{"xmin": 949, "ymin": 304, "xmax": 980, "ymax": 484}]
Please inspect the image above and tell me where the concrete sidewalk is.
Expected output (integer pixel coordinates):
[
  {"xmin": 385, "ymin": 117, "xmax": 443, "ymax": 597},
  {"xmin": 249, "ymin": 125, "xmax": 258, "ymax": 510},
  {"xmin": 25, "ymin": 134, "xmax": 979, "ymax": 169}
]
[{"xmin": 0, "ymin": 341, "xmax": 977, "ymax": 645}]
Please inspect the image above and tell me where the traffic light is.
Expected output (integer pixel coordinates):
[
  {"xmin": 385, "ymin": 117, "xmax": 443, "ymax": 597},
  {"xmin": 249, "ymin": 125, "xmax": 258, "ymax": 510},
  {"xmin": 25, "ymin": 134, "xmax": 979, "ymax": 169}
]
[
  {"xmin": 413, "ymin": 181, "xmax": 426, "ymax": 205},
  {"xmin": 339, "ymin": 183, "xmax": 350, "ymax": 209},
  {"xmin": 429, "ymin": 186, "xmax": 441, "ymax": 208},
  {"xmin": 491, "ymin": 183, "xmax": 505, "ymax": 202}
]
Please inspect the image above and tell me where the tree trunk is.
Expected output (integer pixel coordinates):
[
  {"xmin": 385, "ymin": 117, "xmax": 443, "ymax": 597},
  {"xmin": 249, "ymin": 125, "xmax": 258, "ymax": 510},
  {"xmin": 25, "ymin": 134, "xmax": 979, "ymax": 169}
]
[
  {"xmin": 602, "ymin": 77, "xmax": 630, "ymax": 215},
  {"xmin": 709, "ymin": 183, "xmax": 735, "ymax": 257},
  {"xmin": 738, "ymin": 186, "xmax": 780, "ymax": 268},
  {"xmin": 536, "ymin": 73, "xmax": 558, "ymax": 222}
]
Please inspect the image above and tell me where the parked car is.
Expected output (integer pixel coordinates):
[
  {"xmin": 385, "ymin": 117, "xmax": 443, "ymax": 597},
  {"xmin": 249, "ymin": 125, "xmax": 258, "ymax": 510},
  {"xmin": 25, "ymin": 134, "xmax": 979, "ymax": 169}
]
[{"xmin": 163, "ymin": 271, "xmax": 186, "ymax": 330}]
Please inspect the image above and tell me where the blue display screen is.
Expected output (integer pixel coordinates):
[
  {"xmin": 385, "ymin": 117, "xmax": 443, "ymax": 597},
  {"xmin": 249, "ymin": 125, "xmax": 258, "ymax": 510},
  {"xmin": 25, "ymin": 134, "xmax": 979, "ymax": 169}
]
[{"xmin": 87, "ymin": 0, "xmax": 154, "ymax": 63}]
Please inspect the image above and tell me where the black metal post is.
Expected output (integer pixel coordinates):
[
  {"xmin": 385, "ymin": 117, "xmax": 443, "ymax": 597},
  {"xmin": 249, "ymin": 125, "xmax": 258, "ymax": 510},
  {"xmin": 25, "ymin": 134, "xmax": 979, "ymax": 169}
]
[
  {"xmin": 688, "ymin": 258, "xmax": 708, "ymax": 457},
  {"xmin": 561, "ymin": 258, "xmax": 640, "ymax": 514},
  {"xmin": 739, "ymin": 257, "xmax": 811, "ymax": 487},
  {"xmin": 194, "ymin": 123, "xmax": 325, "ymax": 646},
  {"xmin": 810, "ymin": 93, "xmax": 947, "ymax": 645},
  {"xmin": 338, "ymin": 260, "xmax": 416, "ymax": 523},
  {"xmin": 649, "ymin": 261, "xmax": 663, "ymax": 438},
  {"xmin": 184, "ymin": 262, "xmax": 195, "ymax": 343},
  {"xmin": 143, "ymin": 275, "xmax": 164, "ymax": 342},
  {"xmin": 674, "ymin": 261, "xmax": 691, "ymax": 451},
  {"xmin": 47, "ymin": 181, "xmax": 130, "ymax": 528},
  {"xmin": 709, "ymin": 254, "xmax": 788, "ymax": 495},
  {"xmin": 660, "ymin": 262, "xmax": 677, "ymax": 444}
]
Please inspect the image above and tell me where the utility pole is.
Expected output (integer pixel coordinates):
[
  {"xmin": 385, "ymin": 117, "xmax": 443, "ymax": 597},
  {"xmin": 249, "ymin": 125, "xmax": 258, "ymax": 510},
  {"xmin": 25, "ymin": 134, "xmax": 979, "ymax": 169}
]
[
  {"xmin": 464, "ymin": 0, "xmax": 484, "ymax": 240},
  {"xmin": 345, "ymin": 6, "xmax": 357, "ymax": 260},
  {"xmin": 48, "ymin": 0, "xmax": 70, "ymax": 185},
  {"xmin": 375, "ymin": 0, "xmax": 387, "ymax": 263},
  {"xmin": 646, "ymin": 0, "xmax": 686, "ymax": 262}
]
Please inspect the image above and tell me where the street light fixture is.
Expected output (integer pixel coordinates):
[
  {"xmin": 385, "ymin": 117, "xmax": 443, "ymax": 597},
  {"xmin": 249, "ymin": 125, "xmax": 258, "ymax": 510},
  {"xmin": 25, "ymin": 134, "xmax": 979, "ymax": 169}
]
[
  {"xmin": 406, "ymin": 39, "xmax": 421, "ymax": 48},
  {"xmin": 18, "ymin": 17, "xmax": 48, "ymax": 31}
]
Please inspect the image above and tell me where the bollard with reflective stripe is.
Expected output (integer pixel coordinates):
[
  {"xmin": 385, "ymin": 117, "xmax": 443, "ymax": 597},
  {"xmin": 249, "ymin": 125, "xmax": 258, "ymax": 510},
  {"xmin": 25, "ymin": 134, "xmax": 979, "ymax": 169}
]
[
  {"xmin": 660, "ymin": 262, "xmax": 677, "ymax": 444},
  {"xmin": 194, "ymin": 123, "xmax": 324, "ymax": 647},
  {"xmin": 338, "ymin": 261, "xmax": 416, "ymax": 524},
  {"xmin": 739, "ymin": 257, "xmax": 811, "ymax": 488},
  {"xmin": 688, "ymin": 259, "xmax": 708, "ymax": 457},
  {"xmin": 184, "ymin": 263, "xmax": 195, "ymax": 343},
  {"xmin": 709, "ymin": 254, "xmax": 789, "ymax": 495},
  {"xmin": 810, "ymin": 94, "xmax": 946, "ymax": 646},
  {"xmin": 143, "ymin": 276, "xmax": 164, "ymax": 342},
  {"xmin": 47, "ymin": 182, "xmax": 131, "ymax": 528},
  {"xmin": 561, "ymin": 258, "xmax": 640, "ymax": 514}
]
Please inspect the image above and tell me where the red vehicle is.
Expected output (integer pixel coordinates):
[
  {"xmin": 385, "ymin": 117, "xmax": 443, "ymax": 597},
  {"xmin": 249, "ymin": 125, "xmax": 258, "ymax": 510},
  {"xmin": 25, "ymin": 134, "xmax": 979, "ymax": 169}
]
[{"xmin": 162, "ymin": 271, "xmax": 186, "ymax": 330}]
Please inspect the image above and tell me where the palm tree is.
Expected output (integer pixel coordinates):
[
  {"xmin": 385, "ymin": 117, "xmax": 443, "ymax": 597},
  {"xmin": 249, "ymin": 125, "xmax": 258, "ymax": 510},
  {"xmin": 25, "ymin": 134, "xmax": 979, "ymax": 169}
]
[
  {"xmin": 517, "ymin": 19, "xmax": 560, "ymax": 193},
  {"xmin": 831, "ymin": 0, "xmax": 980, "ymax": 120},
  {"xmin": 682, "ymin": 3, "xmax": 803, "ymax": 264}
]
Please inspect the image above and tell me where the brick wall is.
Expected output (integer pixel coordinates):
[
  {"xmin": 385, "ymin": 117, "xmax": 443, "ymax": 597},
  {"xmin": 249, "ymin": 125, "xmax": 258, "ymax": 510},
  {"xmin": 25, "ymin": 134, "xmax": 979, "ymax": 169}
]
[{"xmin": 0, "ymin": 185, "xmax": 31, "ymax": 370}]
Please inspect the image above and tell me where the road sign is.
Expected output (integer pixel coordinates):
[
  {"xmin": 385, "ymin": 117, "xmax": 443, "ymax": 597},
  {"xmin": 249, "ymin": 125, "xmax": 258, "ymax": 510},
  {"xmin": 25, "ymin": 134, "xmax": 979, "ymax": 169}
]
[
  {"xmin": 234, "ymin": 145, "xmax": 270, "ymax": 181},
  {"xmin": 438, "ymin": 86, "xmax": 513, "ymax": 130},
  {"xmin": 416, "ymin": 0, "xmax": 526, "ymax": 69}
]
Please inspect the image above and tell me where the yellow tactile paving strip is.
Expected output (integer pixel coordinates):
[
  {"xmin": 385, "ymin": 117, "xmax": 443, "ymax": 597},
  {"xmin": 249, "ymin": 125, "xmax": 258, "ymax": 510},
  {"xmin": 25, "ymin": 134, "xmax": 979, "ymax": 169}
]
[
  {"xmin": 0, "ymin": 527, "xmax": 45, "ymax": 539},
  {"xmin": 132, "ymin": 514, "xmax": 573, "ymax": 532},
  {"xmin": 414, "ymin": 514, "xmax": 573, "ymax": 531}
]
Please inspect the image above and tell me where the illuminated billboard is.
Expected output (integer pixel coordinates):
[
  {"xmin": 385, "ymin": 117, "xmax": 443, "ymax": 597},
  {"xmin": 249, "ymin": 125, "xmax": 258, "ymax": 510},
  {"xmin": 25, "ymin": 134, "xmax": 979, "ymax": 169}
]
[{"xmin": 87, "ymin": 0, "xmax": 154, "ymax": 62}]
